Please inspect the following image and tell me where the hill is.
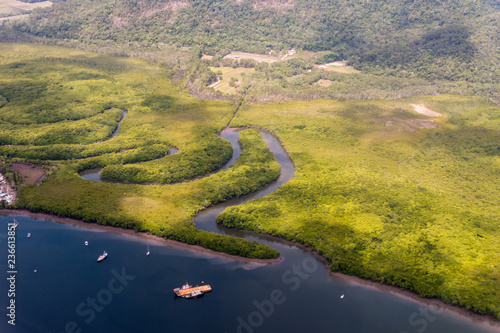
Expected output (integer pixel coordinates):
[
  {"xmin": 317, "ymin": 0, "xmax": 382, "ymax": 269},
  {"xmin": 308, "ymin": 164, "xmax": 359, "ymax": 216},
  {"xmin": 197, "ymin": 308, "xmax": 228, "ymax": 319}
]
[{"xmin": 1, "ymin": 0, "xmax": 499, "ymax": 85}]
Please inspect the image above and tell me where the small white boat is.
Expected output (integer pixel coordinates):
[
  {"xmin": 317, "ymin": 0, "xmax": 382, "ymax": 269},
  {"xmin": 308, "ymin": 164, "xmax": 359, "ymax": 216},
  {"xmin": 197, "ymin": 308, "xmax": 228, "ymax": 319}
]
[
  {"xmin": 85, "ymin": 241, "xmax": 88, "ymax": 246},
  {"xmin": 146, "ymin": 245, "xmax": 150, "ymax": 256},
  {"xmin": 27, "ymin": 233, "xmax": 31, "ymax": 238},
  {"xmin": 185, "ymin": 289, "xmax": 204, "ymax": 299},
  {"xmin": 97, "ymin": 251, "xmax": 108, "ymax": 262},
  {"xmin": 340, "ymin": 294, "xmax": 345, "ymax": 299}
]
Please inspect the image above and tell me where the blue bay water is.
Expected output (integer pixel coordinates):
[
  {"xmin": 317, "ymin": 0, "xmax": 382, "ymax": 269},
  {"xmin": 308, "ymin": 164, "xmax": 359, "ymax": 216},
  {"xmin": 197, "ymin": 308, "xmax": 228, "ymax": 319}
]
[{"xmin": 0, "ymin": 214, "xmax": 498, "ymax": 333}]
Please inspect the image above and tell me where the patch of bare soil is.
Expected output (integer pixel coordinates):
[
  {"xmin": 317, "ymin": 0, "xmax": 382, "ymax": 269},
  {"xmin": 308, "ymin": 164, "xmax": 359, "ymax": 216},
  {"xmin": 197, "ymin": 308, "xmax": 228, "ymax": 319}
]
[
  {"xmin": 201, "ymin": 54, "xmax": 214, "ymax": 60},
  {"xmin": 0, "ymin": 0, "xmax": 52, "ymax": 14},
  {"xmin": 410, "ymin": 104, "xmax": 442, "ymax": 117},
  {"xmin": 224, "ymin": 52, "xmax": 280, "ymax": 63},
  {"xmin": 313, "ymin": 62, "xmax": 359, "ymax": 73},
  {"xmin": 252, "ymin": 0, "xmax": 293, "ymax": 12},
  {"xmin": 10, "ymin": 163, "xmax": 45, "ymax": 184},
  {"xmin": 490, "ymin": 98, "xmax": 500, "ymax": 106}
]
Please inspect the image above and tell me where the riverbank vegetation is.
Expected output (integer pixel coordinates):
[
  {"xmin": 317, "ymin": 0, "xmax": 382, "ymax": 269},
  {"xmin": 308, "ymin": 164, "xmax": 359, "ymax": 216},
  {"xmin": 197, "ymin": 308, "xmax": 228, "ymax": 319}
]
[
  {"xmin": 0, "ymin": 43, "xmax": 280, "ymax": 259},
  {"xmin": 219, "ymin": 96, "xmax": 500, "ymax": 318}
]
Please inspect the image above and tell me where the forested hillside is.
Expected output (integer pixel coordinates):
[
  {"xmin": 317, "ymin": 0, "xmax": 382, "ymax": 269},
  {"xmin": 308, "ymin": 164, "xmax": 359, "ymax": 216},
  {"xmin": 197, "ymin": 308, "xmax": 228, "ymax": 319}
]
[{"xmin": 2, "ymin": 0, "xmax": 499, "ymax": 83}]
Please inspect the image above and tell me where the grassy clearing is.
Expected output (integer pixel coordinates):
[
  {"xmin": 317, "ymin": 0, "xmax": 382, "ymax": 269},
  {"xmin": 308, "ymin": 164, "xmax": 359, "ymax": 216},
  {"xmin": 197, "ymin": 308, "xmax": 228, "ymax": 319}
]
[
  {"xmin": 314, "ymin": 61, "xmax": 360, "ymax": 74},
  {"xmin": 208, "ymin": 66, "xmax": 254, "ymax": 94},
  {"xmin": 220, "ymin": 95, "xmax": 500, "ymax": 318}
]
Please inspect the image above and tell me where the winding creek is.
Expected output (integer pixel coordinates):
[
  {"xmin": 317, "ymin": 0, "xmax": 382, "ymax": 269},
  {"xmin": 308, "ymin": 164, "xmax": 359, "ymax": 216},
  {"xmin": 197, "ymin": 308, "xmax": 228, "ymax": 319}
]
[{"xmin": 1, "ymin": 127, "xmax": 499, "ymax": 332}]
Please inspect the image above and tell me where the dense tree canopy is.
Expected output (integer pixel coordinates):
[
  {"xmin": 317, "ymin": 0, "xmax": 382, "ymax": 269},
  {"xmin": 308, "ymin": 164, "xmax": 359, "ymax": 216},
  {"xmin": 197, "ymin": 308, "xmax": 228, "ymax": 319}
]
[{"xmin": 3, "ymin": 0, "xmax": 499, "ymax": 83}]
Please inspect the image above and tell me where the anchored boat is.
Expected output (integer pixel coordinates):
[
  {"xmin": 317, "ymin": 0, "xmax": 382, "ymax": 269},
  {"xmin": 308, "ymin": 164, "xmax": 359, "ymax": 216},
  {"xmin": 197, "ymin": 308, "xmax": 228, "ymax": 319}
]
[
  {"xmin": 97, "ymin": 251, "xmax": 108, "ymax": 262},
  {"xmin": 173, "ymin": 282, "xmax": 212, "ymax": 298}
]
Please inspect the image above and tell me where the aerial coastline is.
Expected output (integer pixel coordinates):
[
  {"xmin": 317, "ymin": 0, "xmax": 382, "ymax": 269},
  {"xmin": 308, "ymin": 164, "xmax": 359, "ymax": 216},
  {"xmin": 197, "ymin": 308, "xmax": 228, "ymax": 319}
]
[{"xmin": 1, "ymin": 208, "xmax": 499, "ymax": 331}]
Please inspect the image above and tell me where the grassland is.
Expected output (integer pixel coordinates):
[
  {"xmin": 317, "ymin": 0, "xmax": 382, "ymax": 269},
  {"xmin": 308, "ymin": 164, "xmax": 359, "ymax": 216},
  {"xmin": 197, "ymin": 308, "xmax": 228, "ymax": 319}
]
[
  {"xmin": 208, "ymin": 66, "xmax": 255, "ymax": 95},
  {"xmin": 220, "ymin": 96, "xmax": 500, "ymax": 318}
]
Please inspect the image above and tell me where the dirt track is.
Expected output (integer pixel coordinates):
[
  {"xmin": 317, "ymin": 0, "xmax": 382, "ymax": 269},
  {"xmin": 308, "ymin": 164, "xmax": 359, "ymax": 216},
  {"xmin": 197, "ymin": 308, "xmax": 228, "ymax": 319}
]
[
  {"xmin": 223, "ymin": 51, "xmax": 280, "ymax": 63},
  {"xmin": 410, "ymin": 104, "xmax": 442, "ymax": 117}
]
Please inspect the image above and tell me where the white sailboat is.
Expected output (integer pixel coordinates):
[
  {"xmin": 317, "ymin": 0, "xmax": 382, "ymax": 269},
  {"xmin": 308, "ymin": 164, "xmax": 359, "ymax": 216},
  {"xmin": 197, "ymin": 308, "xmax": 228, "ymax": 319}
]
[
  {"xmin": 97, "ymin": 251, "xmax": 108, "ymax": 262},
  {"xmin": 146, "ymin": 245, "xmax": 150, "ymax": 256}
]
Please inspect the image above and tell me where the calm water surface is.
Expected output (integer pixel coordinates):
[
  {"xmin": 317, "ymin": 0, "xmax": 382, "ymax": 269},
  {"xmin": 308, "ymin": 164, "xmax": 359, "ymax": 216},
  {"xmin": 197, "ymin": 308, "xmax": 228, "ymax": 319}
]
[{"xmin": 0, "ymin": 216, "xmax": 497, "ymax": 333}]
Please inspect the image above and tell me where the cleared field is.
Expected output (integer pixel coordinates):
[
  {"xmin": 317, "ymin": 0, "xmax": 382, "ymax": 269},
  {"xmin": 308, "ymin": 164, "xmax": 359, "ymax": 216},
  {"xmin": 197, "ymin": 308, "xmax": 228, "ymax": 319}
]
[
  {"xmin": 208, "ymin": 67, "xmax": 254, "ymax": 94},
  {"xmin": 314, "ymin": 61, "xmax": 360, "ymax": 74},
  {"xmin": 410, "ymin": 103, "xmax": 443, "ymax": 117},
  {"xmin": 223, "ymin": 51, "xmax": 281, "ymax": 63},
  {"xmin": 10, "ymin": 163, "xmax": 45, "ymax": 184},
  {"xmin": 0, "ymin": 0, "xmax": 52, "ymax": 15}
]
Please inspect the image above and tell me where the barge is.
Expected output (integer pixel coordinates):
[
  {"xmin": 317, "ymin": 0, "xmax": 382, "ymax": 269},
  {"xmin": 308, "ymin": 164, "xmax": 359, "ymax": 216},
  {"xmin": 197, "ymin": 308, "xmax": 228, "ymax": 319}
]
[{"xmin": 173, "ymin": 282, "xmax": 212, "ymax": 298}]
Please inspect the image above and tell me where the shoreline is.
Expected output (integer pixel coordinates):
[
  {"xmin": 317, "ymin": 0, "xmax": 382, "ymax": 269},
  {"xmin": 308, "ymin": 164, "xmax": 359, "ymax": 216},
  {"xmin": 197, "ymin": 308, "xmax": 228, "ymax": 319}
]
[
  {"xmin": 302, "ymin": 244, "xmax": 500, "ymax": 330},
  {"xmin": 218, "ymin": 223, "xmax": 500, "ymax": 330},
  {"xmin": 0, "ymin": 209, "xmax": 282, "ymax": 265},
  {"xmin": 1, "ymin": 208, "xmax": 499, "ymax": 330}
]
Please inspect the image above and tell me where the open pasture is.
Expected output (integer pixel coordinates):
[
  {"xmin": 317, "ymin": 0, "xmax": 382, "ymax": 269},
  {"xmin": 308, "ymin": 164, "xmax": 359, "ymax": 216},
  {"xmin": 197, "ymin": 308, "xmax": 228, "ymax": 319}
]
[{"xmin": 208, "ymin": 66, "xmax": 254, "ymax": 94}]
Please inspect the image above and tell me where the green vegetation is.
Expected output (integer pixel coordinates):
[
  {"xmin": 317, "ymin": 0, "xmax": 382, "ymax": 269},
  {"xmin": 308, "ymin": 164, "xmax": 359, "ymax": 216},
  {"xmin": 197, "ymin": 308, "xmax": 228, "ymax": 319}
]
[
  {"xmin": 218, "ymin": 96, "xmax": 500, "ymax": 318},
  {"xmin": 0, "ymin": 43, "xmax": 280, "ymax": 259},
  {"xmin": 188, "ymin": 50, "xmax": 497, "ymax": 102},
  {"xmin": 3, "ymin": 0, "xmax": 499, "ymax": 85},
  {"xmin": 207, "ymin": 66, "xmax": 255, "ymax": 95},
  {"xmin": 0, "ymin": 43, "xmax": 498, "ymax": 317}
]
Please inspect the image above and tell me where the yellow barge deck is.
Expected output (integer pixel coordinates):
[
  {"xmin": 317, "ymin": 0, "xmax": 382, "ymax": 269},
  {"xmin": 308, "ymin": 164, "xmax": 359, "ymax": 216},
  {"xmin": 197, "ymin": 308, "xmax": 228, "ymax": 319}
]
[{"xmin": 173, "ymin": 284, "xmax": 212, "ymax": 297}]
